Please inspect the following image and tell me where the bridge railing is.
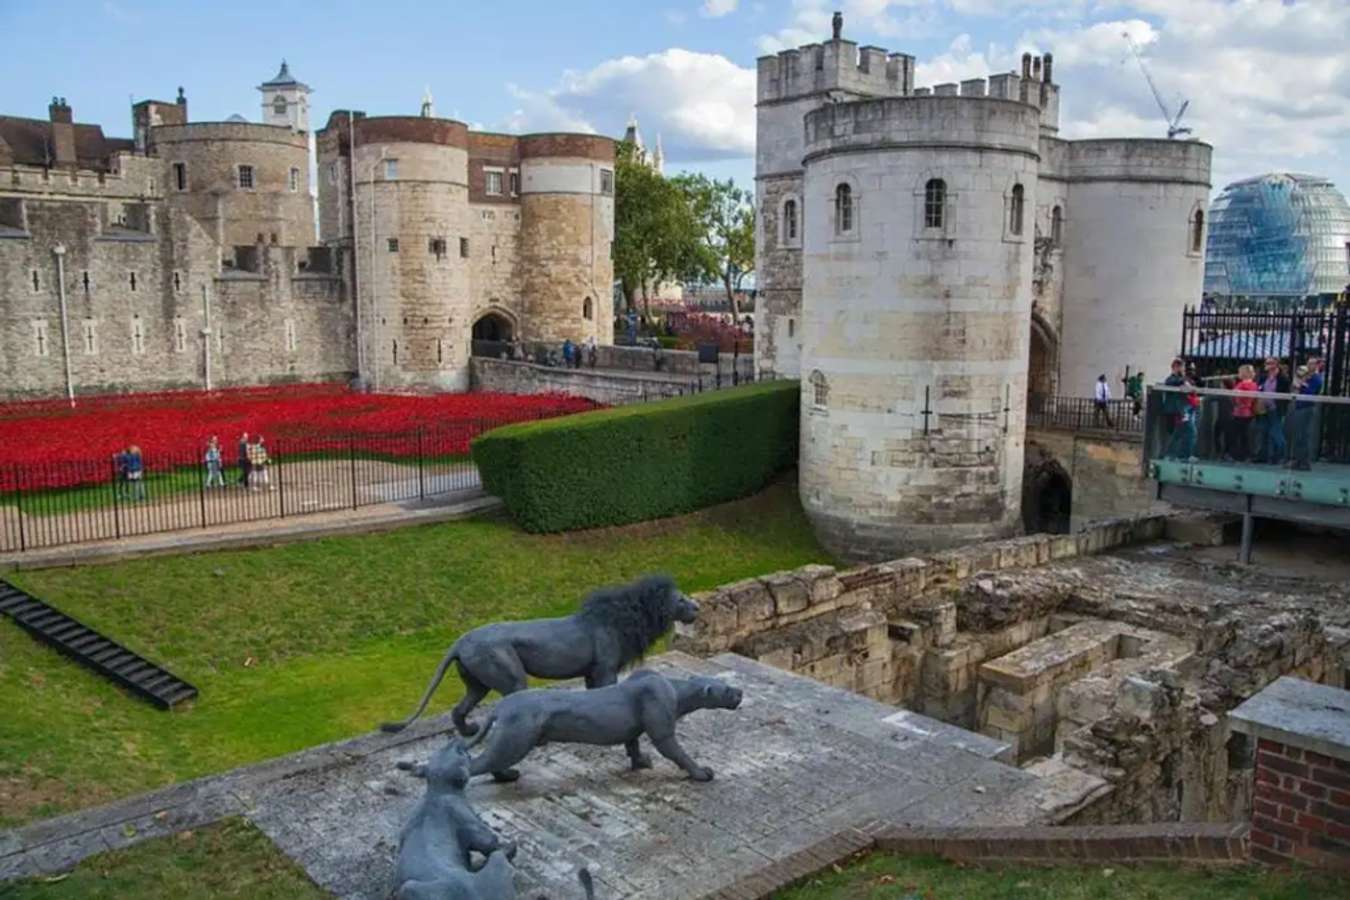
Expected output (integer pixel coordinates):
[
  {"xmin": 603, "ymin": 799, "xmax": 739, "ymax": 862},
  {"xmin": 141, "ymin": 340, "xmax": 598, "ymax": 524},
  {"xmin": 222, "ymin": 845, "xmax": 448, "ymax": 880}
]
[{"xmin": 1027, "ymin": 394, "xmax": 1144, "ymax": 437}]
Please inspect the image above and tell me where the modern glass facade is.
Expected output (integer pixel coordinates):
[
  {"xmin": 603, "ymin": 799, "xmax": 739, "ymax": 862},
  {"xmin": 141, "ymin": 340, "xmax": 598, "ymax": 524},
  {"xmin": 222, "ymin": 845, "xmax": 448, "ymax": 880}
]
[{"xmin": 1204, "ymin": 172, "xmax": 1350, "ymax": 305}]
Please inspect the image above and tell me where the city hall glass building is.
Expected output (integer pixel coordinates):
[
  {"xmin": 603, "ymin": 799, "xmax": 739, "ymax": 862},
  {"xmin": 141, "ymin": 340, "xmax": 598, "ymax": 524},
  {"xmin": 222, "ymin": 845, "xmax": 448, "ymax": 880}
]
[{"xmin": 1204, "ymin": 173, "xmax": 1350, "ymax": 307}]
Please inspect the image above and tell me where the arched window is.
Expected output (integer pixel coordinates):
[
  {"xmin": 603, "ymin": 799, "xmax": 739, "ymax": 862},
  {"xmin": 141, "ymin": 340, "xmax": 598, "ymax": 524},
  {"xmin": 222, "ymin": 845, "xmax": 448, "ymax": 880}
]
[
  {"xmin": 809, "ymin": 370, "xmax": 829, "ymax": 408},
  {"xmin": 835, "ymin": 184, "xmax": 853, "ymax": 234},
  {"xmin": 1009, "ymin": 184, "xmax": 1025, "ymax": 236},
  {"xmin": 1191, "ymin": 209, "xmax": 1205, "ymax": 253},
  {"xmin": 924, "ymin": 179, "xmax": 945, "ymax": 229},
  {"xmin": 783, "ymin": 199, "xmax": 798, "ymax": 241},
  {"xmin": 582, "ymin": 296, "xmax": 593, "ymax": 320},
  {"xmin": 1050, "ymin": 205, "xmax": 1063, "ymax": 246},
  {"xmin": 272, "ymin": 96, "xmax": 287, "ymax": 115}
]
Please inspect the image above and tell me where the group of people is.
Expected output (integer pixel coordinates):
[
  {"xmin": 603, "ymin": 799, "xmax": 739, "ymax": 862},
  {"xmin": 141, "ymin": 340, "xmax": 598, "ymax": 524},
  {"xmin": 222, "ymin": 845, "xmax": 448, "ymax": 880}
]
[
  {"xmin": 501, "ymin": 336, "xmax": 599, "ymax": 369},
  {"xmin": 1160, "ymin": 355, "xmax": 1326, "ymax": 471},
  {"xmin": 112, "ymin": 446, "xmax": 146, "ymax": 500},
  {"xmin": 203, "ymin": 433, "xmax": 273, "ymax": 491},
  {"xmin": 560, "ymin": 336, "xmax": 598, "ymax": 369}
]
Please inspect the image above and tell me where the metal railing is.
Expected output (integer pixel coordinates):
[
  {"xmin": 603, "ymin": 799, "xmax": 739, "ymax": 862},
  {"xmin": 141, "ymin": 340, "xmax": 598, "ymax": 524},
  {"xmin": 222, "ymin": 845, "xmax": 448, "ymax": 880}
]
[
  {"xmin": 1027, "ymin": 394, "xmax": 1145, "ymax": 436},
  {"xmin": 0, "ymin": 419, "xmax": 532, "ymax": 554}
]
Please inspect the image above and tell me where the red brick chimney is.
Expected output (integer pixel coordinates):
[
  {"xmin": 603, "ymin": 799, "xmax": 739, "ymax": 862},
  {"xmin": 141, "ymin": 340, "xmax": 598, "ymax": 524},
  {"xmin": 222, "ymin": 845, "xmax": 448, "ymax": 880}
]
[{"xmin": 48, "ymin": 97, "xmax": 76, "ymax": 167}]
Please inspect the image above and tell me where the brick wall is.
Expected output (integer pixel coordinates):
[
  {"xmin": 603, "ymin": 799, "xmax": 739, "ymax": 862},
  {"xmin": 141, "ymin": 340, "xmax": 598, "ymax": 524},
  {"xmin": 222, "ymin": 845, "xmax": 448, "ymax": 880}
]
[{"xmin": 1250, "ymin": 738, "xmax": 1350, "ymax": 868}]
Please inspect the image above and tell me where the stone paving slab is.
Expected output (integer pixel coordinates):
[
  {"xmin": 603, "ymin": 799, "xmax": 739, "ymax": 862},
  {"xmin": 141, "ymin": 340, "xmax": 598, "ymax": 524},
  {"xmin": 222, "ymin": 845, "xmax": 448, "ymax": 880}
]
[{"xmin": 1, "ymin": 652, "xmax": 1042, "ymax": 898}]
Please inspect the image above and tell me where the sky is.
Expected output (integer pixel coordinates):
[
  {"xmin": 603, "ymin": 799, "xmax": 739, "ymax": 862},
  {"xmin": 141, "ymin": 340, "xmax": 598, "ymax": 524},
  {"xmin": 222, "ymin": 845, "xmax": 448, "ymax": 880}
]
[{"xmin": 2, "ymin": 0, "xmax": 1347, "ymax": 199}]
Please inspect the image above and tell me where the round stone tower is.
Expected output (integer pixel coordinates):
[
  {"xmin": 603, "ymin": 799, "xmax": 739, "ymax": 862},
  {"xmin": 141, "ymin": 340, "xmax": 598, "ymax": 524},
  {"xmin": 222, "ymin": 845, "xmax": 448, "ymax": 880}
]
[
  {"xmin": 352, "ymin": 116, "xmax": 472, "ymax": 391},
  {"xmin": 150, "ymin": 121, "xmax": 312, "ymax": 247},
  {"xmin": 517, "ymin": 134, "xmax": 615, "ymax": 345},
  {"xmin": 798, "ymin": 95, "xmax": 1042, "ymax": 562}
]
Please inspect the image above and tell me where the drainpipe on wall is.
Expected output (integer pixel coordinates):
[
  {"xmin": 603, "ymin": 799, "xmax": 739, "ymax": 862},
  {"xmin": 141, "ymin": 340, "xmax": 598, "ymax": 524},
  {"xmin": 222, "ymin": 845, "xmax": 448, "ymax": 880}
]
[
  {"xmin": 52, "ymin": 243, "xmax": 74, "ymax": 406},
  {"xmin": 201, "ymin": 282, "xmax": 213, "ymax": 391},
  {"xmin": 367, "ymin": 148, "xmax": 386, "ymax": 391}
]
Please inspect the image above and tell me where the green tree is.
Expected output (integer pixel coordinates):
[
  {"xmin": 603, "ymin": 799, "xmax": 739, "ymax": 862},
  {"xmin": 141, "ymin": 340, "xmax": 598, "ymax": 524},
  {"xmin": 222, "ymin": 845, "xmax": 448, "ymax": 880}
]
[
  {"xmin": 671, "ymin": 174, "xmax": 756, "ymax": 319},
  {"xmin": 612, "ymin": 141, "xmax": 702, "ymax": 317}
]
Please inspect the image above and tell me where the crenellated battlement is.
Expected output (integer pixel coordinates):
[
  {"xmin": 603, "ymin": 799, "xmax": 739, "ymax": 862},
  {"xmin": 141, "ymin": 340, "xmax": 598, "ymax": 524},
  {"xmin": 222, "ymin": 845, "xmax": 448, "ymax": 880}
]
[
  {"xmin": 914, "ymin": 53, "xmax": 1060, "ymax": 133},
  {"xmin": 757, "ymin": 38, "xmax": 914, "ymax": 104}
]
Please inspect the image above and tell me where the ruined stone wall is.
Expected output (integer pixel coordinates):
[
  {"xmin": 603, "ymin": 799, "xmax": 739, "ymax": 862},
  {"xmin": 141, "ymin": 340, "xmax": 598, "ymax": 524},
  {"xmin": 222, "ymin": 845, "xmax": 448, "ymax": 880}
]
[
  {"xmin": 518, "ymin": 135, "xmax": 615, "ymax": 346},
  {"xmin": 150, "ymin": 122, "xmax": 313, "ymax": 248},
  {"xmin": 798, "ymin": 97, "xmax": 1040, "ymax": 562}
]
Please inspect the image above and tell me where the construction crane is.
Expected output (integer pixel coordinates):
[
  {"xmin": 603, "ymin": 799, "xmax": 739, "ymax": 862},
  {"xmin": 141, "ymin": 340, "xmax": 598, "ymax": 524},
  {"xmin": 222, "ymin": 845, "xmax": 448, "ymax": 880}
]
[{"xmin": 1123, "ymin": 32, "xmax": 1192, "ymax": 139}]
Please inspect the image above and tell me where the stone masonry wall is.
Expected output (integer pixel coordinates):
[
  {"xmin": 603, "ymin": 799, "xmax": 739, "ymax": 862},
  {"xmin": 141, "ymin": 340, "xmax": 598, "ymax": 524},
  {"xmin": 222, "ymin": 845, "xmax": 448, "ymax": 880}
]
[{"xmin": 1025, "ymin": 428, "xmax": 1163, "ymax": 531}]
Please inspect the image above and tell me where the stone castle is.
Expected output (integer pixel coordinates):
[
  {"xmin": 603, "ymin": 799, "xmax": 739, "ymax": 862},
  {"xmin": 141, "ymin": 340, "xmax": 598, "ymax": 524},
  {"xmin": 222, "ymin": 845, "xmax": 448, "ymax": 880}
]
[
  {"xmin": 0, "ymin": 63, "xmax": 614, "ymax": 398},
  {"xmin": 754, "ymin": 18, "xmax": 1212, "ymax": 562}
]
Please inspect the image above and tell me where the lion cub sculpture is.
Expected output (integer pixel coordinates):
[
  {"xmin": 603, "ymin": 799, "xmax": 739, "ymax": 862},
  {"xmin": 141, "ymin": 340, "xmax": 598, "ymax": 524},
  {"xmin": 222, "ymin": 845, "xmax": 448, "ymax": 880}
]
[
  {"xmin": 381, "ymin": 575, "xmax": 699, "ymax": 737},
  {"xmin": 463, "ymin": 669, "xmax": 743, "ymax": 783},
  {"xmin": 392, "ymin": 737, "xmax": 595, "ymax": 900}
]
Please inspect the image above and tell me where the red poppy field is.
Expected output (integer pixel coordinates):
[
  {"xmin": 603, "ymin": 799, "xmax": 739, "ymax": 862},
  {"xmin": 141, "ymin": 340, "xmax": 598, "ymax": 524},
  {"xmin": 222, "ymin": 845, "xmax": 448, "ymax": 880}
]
[{"xmin": 0, "ymin": 384, "xmax": 597, "ymax": 490}]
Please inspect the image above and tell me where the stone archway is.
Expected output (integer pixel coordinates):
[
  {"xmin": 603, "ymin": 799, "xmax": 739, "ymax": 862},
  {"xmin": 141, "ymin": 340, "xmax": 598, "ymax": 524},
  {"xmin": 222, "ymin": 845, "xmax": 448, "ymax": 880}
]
[
  {"xmin": 1022, "ymin": 456, "xmax": 1072, "ymax": 535},
  {"xmin": 472, "ymin": 311, "xmax": 514, "ymax": 342},
  {"xmin": 1028, "ymin": 314, "xmax": 1058, "ymax": 401}
]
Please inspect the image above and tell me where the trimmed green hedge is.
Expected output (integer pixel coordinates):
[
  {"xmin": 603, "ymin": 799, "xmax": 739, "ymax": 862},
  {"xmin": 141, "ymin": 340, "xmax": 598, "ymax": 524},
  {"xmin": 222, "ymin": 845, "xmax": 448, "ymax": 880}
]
[{"xmin": 472, "ymin": 381, "xmax": 800, "ymax": 532}]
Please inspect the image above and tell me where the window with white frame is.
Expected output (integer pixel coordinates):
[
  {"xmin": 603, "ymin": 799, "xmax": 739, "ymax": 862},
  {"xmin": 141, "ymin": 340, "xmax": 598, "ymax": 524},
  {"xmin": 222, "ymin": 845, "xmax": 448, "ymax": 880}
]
[
  {"xmin": 82, "ymin": 319, "xmax": 97, "ymax": 355},
  {"xmin": 174, "ymin": 317, "xmax": 187, "ymax": 353},
  {"xmin": 384, "ymin": 159, "xmax": 399, "ymax": 180},
  {"xmin": 782, "ymin": 198, "xmax": 798, "ymax": 243},
  {"xmin": 284, "ymin": 318, "xmax": 297, "ymax": 352},
  {"xmin": 485, "ymin": 170, "xmax": 503, "ymax": 195},
  {"xmin": 924, "ymin": 179, "xmax": 946, "ymax": 229},
  {"xmin": 809, "ymin": 369, "xmax": 829, "ymax": 409},
  {"xmin": 835, "ymin": 183, "xmax": 853, "ymax": 234},
  {"xmin": 289, "ymin": 167, "xmax": 300, "ymax": 192},
  {"xmin": 131, "ymin": 317, "xmax": 145, "ymax": 355},
  {"xmin": 600, "ymin": 169, "xmax": 614, "ymax": 195},
  {"xmin": 237, "ymin": 165, "xmax": 254, "ymax": 190},
  {"xmin": 33, "ymin": 320, "xmax": 50, "ymax": 357}
]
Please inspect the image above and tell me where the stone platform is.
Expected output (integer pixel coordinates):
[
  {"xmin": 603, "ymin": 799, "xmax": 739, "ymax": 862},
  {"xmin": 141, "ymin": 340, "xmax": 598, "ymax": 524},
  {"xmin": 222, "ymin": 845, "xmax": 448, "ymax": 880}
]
[{"xmin": 2, "ymin": 652, "xmax": 1052, "ymax": 899}]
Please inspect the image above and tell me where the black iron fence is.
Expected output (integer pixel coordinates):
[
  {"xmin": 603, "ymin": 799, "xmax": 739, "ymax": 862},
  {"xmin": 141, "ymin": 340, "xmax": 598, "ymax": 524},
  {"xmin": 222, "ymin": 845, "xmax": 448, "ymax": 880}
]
[
  {"xmin": 1027, "ymin": 394, "xmax": 1144, "ymax": 436},
  {"xmin": 0, "ymin": 421, "xmax": 524, "ymax": 554},
  {"xmin": 1180, "ymin": 306, "xmax": 1350, "ymax": 397}
]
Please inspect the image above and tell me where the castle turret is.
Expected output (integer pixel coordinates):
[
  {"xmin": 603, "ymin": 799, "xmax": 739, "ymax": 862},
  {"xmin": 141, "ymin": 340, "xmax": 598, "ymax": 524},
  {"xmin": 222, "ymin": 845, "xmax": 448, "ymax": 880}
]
[{"xmin": 258, "ymin": 61, "xmax": 310, "ymax": 133}]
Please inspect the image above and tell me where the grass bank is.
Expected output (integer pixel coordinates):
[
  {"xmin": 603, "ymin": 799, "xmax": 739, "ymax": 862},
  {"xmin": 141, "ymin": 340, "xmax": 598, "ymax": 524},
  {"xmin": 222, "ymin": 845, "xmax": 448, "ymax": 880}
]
[{"xmin": 0, "ymin": 480, "xmax": 828, "ymax": 827}]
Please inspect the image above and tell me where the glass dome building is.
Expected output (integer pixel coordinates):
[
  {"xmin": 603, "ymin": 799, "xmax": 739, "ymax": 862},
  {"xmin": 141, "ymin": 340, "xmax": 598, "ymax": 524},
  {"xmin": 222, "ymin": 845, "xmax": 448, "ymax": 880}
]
[{"xmin": 1204, "ymin": 172, "xmax": 1350, "ymax": 307}]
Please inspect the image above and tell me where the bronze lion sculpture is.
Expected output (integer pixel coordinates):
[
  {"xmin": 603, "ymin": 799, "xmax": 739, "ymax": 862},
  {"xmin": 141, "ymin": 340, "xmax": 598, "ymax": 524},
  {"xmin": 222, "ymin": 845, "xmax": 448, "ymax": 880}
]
[
  {"xmin": 381, "ymin": 575, "xmax": 699, "ymax": 736},
  {"xmin": 462, "ymin": 669, "xmax": 743, "ymax": 783}
]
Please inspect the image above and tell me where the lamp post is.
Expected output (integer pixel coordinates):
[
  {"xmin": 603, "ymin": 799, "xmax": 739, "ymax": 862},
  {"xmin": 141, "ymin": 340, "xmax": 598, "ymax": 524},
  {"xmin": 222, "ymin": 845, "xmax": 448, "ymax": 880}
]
[{"xmin": 52, "ymin": 243, "xmax": 74, "ymax": 406}]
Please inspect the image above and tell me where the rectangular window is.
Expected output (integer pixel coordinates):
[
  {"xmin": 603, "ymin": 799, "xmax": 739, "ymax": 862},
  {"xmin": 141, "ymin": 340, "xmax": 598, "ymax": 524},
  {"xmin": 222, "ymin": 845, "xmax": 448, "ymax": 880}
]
[
  {"xmin": 485, "ymin": 171, "xmax": 503, "ymax": 195},
  {"xmin": 600, "ymin": 168, "xmax": 614, "ymax": 195},
  {"xmin": 131, "ymin": 318, "xmax": 144, "ymax": 355},
  {"xmin": 509, "ymin": 170, "xmax": 519, "ymax": 195},
  {"xmin": 429, "ymin": 237, "xmax": 447, "ymax": 260},
  {"xmin": 387, "ymin": 238, "xmax": 399, "ymax": 253},
  {"xmin": 237, "ymin": 165, "xmax": 254, "ymax": 190},
  {"xmin": 284, "ymin": 318, "xmax": 297, "ymax": 352},
  {"xmin": 33, "ymin": 320, "xmax": 50, "ymax": 357},
  {"xmin": 459, "ymin": 237, "xmax": 469, "ymax": 258},
  {"xmin": 174, "ymin": 317, "xmax": 187, "ymax": 353},
  {"xmin": 82, "ymin": 319, "xmax": 97, "ymax": 355},
  {"xmin": 384, "ymin": 159, "xmax": 398, "ymax": 180},
  {"xmin": 173, "ymin": 162, "xmax": 187, "ymax": 191},
  {"xmin": 289, "ymin": 167, "xmax": 300, "ymax": 192}
]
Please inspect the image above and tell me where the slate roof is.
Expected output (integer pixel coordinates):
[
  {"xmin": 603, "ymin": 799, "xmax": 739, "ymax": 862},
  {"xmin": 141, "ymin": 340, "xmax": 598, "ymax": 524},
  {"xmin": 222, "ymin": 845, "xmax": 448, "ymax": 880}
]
[
  {"xmin": 0, "ymin": 116, "xmax": 132, "ymax": 170},
  {"xmin": 259, "ymin": 60, "xmax": 309, "ymax": 90}
]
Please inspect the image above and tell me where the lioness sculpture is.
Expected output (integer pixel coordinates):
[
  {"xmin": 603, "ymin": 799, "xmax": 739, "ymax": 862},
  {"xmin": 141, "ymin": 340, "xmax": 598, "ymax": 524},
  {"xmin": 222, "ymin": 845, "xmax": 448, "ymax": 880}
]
[
  {"xmin": 463, "ymin": 669, "xmax": 743, "ymax": 783},
  {"xmin": 382, "ymin": 575, "xmax": 699, "ymax": 736},
  {"xmin": 394, "ymin": 737, "xmax": 594, "ymax": 900}
]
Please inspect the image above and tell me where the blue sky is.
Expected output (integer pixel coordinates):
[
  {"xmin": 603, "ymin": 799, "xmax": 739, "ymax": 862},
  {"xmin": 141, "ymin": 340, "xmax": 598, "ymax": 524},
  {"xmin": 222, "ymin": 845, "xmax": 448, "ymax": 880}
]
[{"xmin": 2, "ymin": 1, "xmax": 1347, "ymax": 196}]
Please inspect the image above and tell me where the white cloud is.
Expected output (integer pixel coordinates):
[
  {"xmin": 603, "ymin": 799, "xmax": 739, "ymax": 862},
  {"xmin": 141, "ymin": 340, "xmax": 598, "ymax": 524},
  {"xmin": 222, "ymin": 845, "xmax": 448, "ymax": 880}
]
[
  {"xmin": 701, "ymin": 0, "xmax": 738, "ymax": 17},
  {"xmin": 503, "ymin": 49, "xmax": 756, "ymax": 162}
]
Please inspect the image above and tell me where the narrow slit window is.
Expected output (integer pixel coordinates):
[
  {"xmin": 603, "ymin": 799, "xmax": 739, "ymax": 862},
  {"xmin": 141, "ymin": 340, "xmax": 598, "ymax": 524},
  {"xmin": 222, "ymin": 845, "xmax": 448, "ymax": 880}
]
[
  {"xmin": 173, "ymin": 162, "xmax": 187, "ymax": 191},
  {"xmin": 129, "ymin": 271, "xmax": 137, "ymax": 291},
  {"xmin": 460, "ymin": 237, "xmax": 469, "ymax": 258},
  {"xmin": 289, "ymin": 167, "xmax": 300, "ymax": 192},
  {"xmin": 1009, "ymin": 184, "xmax": 1025, "ymax": 236},
  {"xmin": 1191, "ymin": 209, "xmax": 1205, "ymax": 253},
  {"xmin": 82, "ymin": 319, "xmax": 97, "ymax": 355},
  {"xmin": 174, "ymin": 317, "xmax": 187, "ymax": 353},
  {"xmin": 1051, "ymin": 205, "xmax": 1063, "ymax": 246},
  {"xmin": 783, "ymin": 199, "xmax": 798, "ymax": 241},
  {"xmin": 835, "ymin": 184, "xmax": 853, "ymax": 234}
]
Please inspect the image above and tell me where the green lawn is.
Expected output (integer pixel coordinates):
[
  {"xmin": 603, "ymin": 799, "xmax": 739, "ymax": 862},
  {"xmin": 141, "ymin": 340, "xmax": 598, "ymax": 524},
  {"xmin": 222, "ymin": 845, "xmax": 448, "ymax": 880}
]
[
  {"xmin": 3, "ymin": 818, "xmax": 324, "ymax": 900},
  {"xmin": 779, "ymin": 853, "xmax": 1350, "ymax": 900},
  {"xmin": 0, "ymin": 480, "xmax": 828, "ymax": 828}
]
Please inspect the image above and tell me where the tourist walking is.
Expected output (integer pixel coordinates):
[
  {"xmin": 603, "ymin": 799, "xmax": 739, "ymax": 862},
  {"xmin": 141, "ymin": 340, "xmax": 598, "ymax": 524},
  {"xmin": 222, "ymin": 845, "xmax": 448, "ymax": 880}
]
[
  {"xmin": 123, "ymin": 445, "xmax": 146, "ymax": 501},
  {"xmin": 562, "ymin": 338, "xmax": 575, "ymax": 368},
  {"xmin": 247, "ymin": 435, "xmax": 273, "ymax": 491},
  {"xmin": 1161, "ymin": 359, "xmax": 1190, "ymax": 459},
  {"xmin": 204, "ymin": 436, "xmax": 225, "ymax": 487},
  {"xmin": 1229, "ymin": 364, "xmax": 1259, "ymax": 462},
  {"xmin": 1291, "ymin": 356, "xmax": 1324, "ymax": 471},
  {"xmin": 1253, "ymin": 357, "xmax": 1289, "ymax": 464},
  {"xmin": 1092, "ymin": 374, "xmax": 1115, "ymax": 428},
  {"xmin": 1123, "ymin": 369, "xmax": 1144, "ymax": 416},
  {"xmin": 237, "ymin": 432, "xmax": 252, "ymax": 487}
]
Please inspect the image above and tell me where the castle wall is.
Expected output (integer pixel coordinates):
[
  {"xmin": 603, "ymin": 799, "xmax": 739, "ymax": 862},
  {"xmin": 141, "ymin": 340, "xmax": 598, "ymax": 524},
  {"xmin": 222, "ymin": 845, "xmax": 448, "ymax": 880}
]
[
  {"xmin": 517, "ymin": 135, "xmax": 615, "ymax": 345},
  {"xmin": 469, "ymin": 203, "xmax": 522, "ymax": 331},
  {"xmin": 798, "ymin": 96, "xmax": 1040, "ymax": 562},
  {"xmin": 150, "ymin": 122, "xmax": 313, "ymax": 248},
  {"xmin": 1058, "ymin": 140, "xmax": 1211, "ymax": 395},
  {"xmin": 351, "ymin": 119, "xmax": 472, "ymax": 392}
]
